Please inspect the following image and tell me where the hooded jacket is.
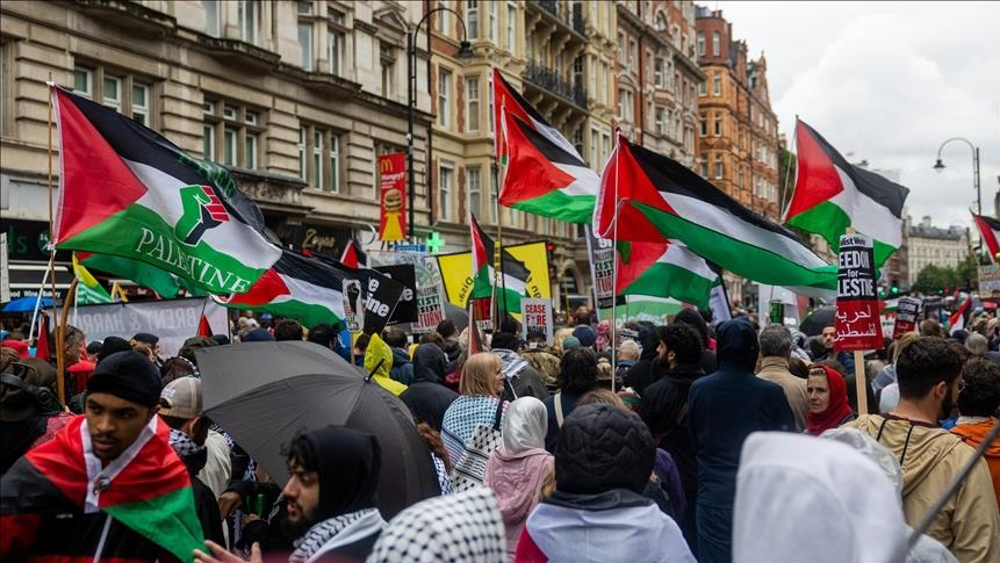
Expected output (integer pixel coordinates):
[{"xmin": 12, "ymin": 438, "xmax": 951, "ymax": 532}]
[
  {"xmin": 848, "ymin": 414, "xmax": 1000, "ymax": 563},
  {"xmin": 388, "ymin": 347, "xmax": 414, "ymax": 386},
  {"xmin": 951, "ymin": 418, "xmax": 1000, "ymax": 511},
  {"xmin": 687, "ymin": 319, "xmax": 795, "ymax": 510},
  {"xmin": 483, "ymin": 397, "xmax": 554, "ymax": 557},
  {"xmin": 364, "ymin": 335, "xmax": 408, "ymax": 396},
  {"xmin": 400, "ymin": 344, "xmax": 459, "ymax": 431}
]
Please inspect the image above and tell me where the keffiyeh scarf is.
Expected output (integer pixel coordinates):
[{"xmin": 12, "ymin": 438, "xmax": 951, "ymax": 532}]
[
  {"xmin": 168, "ymin": 427, "xmax": 206, "ymax": 458},
  {"xmin": 289, "ymin": 508, "xmax": 385, "ymax": 563},
  {"xmin": 492, "ymin": 348, "xmax": 528, "ymax": 380}
]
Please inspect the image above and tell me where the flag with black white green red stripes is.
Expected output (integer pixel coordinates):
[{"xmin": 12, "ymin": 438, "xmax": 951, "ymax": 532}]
[{"xmin": 470, "ymin": 213, "xmax": 530, "ymax": 313}]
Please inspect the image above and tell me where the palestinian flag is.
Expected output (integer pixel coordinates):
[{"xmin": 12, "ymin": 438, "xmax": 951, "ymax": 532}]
[
  {"xmin": 972, "ymin": 213, "xmax": 1000, "ymax": 264},
  {"xmin": 221, "ymin": 250, "xmax": 345, "ymax": 329},
  {"xmin": 0, "ymin": 415, "xmax": 203, "ymax": 562},
  {"xmin": 595, "ymin": 133, "xmax": 837, "ymax": 292},
  {"xmin": 615, "ymin": 240, "xmax": 720, "ymax": 309},
  {"xmin": 493, "ymin": 69, "xmax": 598, "ymax": 223},
  {"xmin": 340, "ymin": 239, "xmax": 368, "ymax": 269},
  {"xmin": 72, "ymin": 253, "xmax": 113, "ymax": 305},
  {"xmin": 949, "ymin": 292, "xmax": 971, "ymax": 334},
  {"xmin": 784, "ymin": 119, "xmax": 909, "ymax": 266},
  {"xmin": 470, "ymin": 213, "xmax": 529, "ymax": 313},
  {"xmin": 51, "ymin": 85, "xmax": 280, "ymax": 295},
  {"xmin": 76, "ymin": 251, "xmax": 203, "ymax": 298}
]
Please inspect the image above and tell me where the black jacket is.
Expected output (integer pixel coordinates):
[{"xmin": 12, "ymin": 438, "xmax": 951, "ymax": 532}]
[
  {"xmin": 400, "ymin": 345, "xmax": 458, "ymax": 431},
  {"xmin": 180, "ymin": 447, "xmax": 226, "ymax": 546}
]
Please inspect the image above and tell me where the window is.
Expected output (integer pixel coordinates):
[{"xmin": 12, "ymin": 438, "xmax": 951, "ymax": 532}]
[
  {"xmin": 655, "ymin": 107, "xmax": 665, "ymax": 136},
  {"xmin": 714, "ymin": 154, "xmax": 723, "ymax": 179},
  {"xmin": 437, "ymin": 0, "xmax": 451, "ymax": 35},
  {"xmin": 312, "ymin": 130, "xmax": 324, "ymax": 189},
  {"xmin": 205, "ymin": 99, "xmax": 265, "ymax": 168},
  {"xmin": 297, "ymin": 128, "xmax": 307, "ymax": 180},
  {"xmin": 131, "ymin": 83, "xmax": 149, "ymax": 126},
  {"xmin": 381, "ymin": 58, "xmax": 394, "ymax": 98},
  {"xmin": 246, "ymin": 133, "xmax": 258, "ymax": 169},
  {"xmin": 298, "ymin": 22, "xmax": 314, "ymax": 70},
  {"xmin": 487, "ymin": 73, "xmax": 494, "ymax": 133},
  {"xmin": 102, "ymin": 75, "xmax": 121, "ymax": 110},
  {"xmin": 712, "ymin": 73, "xmax": 721, "ymax": 96},
  {"xmin": 698, "ymin": 79, "xmax": 706, "ymax": 96},
  {"xmin": 438, "ymin": 68, "xmax": 452, "ymax": 128},
  {"xmin": 711, "ymin": 32, "xmax": 720, "ymax": 56},
  {"xmin": 590, "ymin": 128, "xmax": 599, "ymax": 167},
  {"xmin": 654, "ymin": 57, "xmax": 664, "ymax": 86},
  {"xmin": 328, "ymin": 30, "xmax": 345, "ymax": 76},
  {"xmin": 223, "ymin": 127, "xmax": 237, "ymax": 166},
  {"xmin": 697, "ymin": 32, "xmax": 705, "ymax": 57},
  {"xmin": 467, "ymin": 167, "xmax": 481, "ymax": 218},
  {"xmin": 602, "ymin": 132, "xmax": 611, "ymax": 163},
  {"xmin": 700, "ymin": 159, "xmax": 708, "ymax": 178},
  {"xmin": 203, "ymin": 0, "xmax": 220, "ymax": 36},
  {"xmin": 439, "ymin": 161, "xmax": 454, "ymax": 221},
  {"xmin": 465, "ymin": 76, "xmax": 480, "ymax": 132},
  {"xmin": 713, "ymin": 113, "xmax": 722, "ymax": 136},
  {"xmin": 617, "ymin": 33, "xmax": 625, "ymax": 63},
  {"xmin": 699, "ymin": 114, "xmax": 707, "ymax": 136},
  {"xmin": 629, "ymin": 40, "xmax": 638, "ymax": 72},
  {"xmin": 489, "ymin": 1, "xmax": 498, "ymax": 42},
  {"xmin": 466, "ymin": 1, "xmax": 479, "ymax": 40},
  {"xmin": 73, "ymin": 67, "xmax": 93, "ymax": 98},
  {"xmin": 507, "ymin": 3, "xmax": 517, "ymax": 52},
  {"xmin": 203, "ymin": 125, "xmax": 216, "ymax": 160},
  {"xmin": 329, "ymin": 134, "xmax": 339, "ymax": 192},
  {"xmin": 238, "ymin": 0, "xmax": 258, "ymax": 45}
]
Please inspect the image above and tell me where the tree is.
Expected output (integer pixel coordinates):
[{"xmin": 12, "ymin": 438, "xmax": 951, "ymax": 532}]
[
  {"xmin": 955, "ymin": 254, "xmax": 979, "ymax": 290},
  {"xmin": 912, "ymin": 264, "xmax": 958, "ymax": 294}
]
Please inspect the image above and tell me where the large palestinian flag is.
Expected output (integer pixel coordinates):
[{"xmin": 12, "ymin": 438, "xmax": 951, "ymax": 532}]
[
  {"xmin": 51, "ymin": 85, "xmax": 280, "ymax": 295},
  {"xmin": 615, "ymin": 240, "xmax": 720, "ymax": 309},
  {"xmin": 0, "ymin": 415, "xmax": 203, "ymax": 562},
  {"xmin": 221, "ymin": 250, "xmax": 345, "ymax": 328},
  {"xmin": 493, "ymin": 69, "xmax": 598, "ymax": 223},
  {"xmin": 784, "ymin": 119, "xmax": 909, "ymax": 266},
  {"xmin": 973, "ymin": 213, "xmax": 1000, "ymax": 264},
  {"xmin": 471, "ymin": 213, "xmax": 529, "ymax": 312},
  {"xmin": 595, "ymin": 133, "xmax": 837, "ymax": 292}
]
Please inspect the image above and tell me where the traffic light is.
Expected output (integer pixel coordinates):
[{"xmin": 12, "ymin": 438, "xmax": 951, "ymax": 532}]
[{"xmin": 890, "ymin": 284, "xmax": 899, "ymax": 295}]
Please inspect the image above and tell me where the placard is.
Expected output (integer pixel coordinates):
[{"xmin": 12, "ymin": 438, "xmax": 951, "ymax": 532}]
[
  {"xmin": 361, "ymin": 271, "xmax": 405, "ymax": 335},
  {"xmin": 472, "ymin": 297, "xmax": 493, "ymax": 333},
  {"xmin": 835, "ymin": 233, "xmax": 883, "ymax": 351},
  {"xmin": 892, "ymin": 297, "xmax": 921, "ymax": 339},
  {"xmin": 369, "ymin": 250, "xmax": 446, "ymax": 333},
  {"xmin": 585, "ymin": 231, "xmax": 615, "ymax": 310},
  {"xmin": 374, "ymin": 264, "xmax": 416, "ymax": 323},
  {"xmin": 978, "ymin": 265, "xmax": 1000, "ymax": 299},
  {"xmin": 377, "ymin": 153, "xmax": 406, "ymax": 241},
  {"xmin": 342, "ymin": 279, "xmax": 364, "ymax": 332},
  {"xmin": 520, "ymin": 298, "xmax": 553, "ymax": 344}
]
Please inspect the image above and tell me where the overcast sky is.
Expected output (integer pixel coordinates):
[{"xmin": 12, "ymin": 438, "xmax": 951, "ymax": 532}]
[{"xmin": 713, "ymin": 1, "xmax": 999, "ymax": 229}]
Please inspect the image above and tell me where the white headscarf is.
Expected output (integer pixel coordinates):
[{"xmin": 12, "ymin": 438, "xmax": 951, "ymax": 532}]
[
  {"xmin": 733, "ymin": 432, "xmax": 907, "ymax": 563},
  {"xmin": 501, "ymin": 397, "xmax": 547, "ymax": 455}
]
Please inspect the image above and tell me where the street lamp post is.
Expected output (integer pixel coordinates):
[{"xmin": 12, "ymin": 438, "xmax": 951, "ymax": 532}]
[
  {"xmin": 407, "ymin": 7, "xmax": 472, "ymax": 243},
  {"xmin": 933, "ymin": 137, "xmax": 981, "ymax": 215}
]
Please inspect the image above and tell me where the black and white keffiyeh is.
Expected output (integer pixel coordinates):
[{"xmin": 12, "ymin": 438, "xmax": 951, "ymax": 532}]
[
  {"xmin": 168, "ymin": 428, "xmax": 205, "ymax": 458},
  {"xmin": 290, "ymin": 508, "xmax": 385, "ymax": 563},
  {"xmin": 492, "ymin": 348, "xmax": 528, "ymax": 380},
  {"xmin": 366, "ymin": 488, "xmax": 506, "ymax": 563}
]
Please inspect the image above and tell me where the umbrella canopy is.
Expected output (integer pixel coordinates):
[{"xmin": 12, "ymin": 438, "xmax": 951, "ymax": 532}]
[
  {"xmin": 197, "ymin": 341, "xmax": 439, "ymax": 519},
  {"xmin": 444, "ymin": 302, "xmax": 468, "ymax": 331},
  {"xmin": 2, "ymin": 296, "xmax": 52, "ymax": 313},
  {"xmin": 800, "ymin": 306, "xmax": 836, "ymax": 337}
]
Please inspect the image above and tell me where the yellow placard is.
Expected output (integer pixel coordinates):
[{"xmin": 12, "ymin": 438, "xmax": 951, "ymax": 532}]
[{"xmin": 436, "ymin": 241, "xmax": 551, "ymax": 309}]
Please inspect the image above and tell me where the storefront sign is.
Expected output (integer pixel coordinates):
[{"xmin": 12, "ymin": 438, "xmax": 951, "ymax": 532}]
[
  {"xmin": 378, "ymin": 153, "xmax": 407, "ymax": 241},
  {"xmin": 835, "ymin": 233, "xmax": 883, "ymax": 351}
]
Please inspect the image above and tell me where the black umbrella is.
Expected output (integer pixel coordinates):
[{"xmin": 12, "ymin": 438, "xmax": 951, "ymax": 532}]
[
  {"xmin": 800, "ymin": 306, "xmax": 836, "ymax": 337},
  {"xmin": 444, "ymin": 302, "xmax": 468, "ymax": 331},
  {"xmin": 196, "ymin": 341, "xmax": 439, "ymax": 519}
]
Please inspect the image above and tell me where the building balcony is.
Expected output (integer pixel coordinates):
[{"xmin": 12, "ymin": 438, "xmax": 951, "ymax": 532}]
[
  {"xmin": 523, "ymin": 61, "xmax": 589, "ymax": 111},
  {"xmin": 529, "ymin": 1, "xmax": 588, "ymax": 42}
]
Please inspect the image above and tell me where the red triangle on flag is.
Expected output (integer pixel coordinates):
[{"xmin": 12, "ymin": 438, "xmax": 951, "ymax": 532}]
[
  {"xmin": 35, "ymin": 313, "xmax": 50, "ymax": 362},
  {"xmin": 197, "ymin": 314, "xmax": 212, "ymax": 337}
]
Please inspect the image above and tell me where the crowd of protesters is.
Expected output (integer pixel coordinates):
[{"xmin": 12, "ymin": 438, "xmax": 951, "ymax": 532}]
[{"xmin": 1, "ymin": 303, "xmax": 999, "ymax": 563}]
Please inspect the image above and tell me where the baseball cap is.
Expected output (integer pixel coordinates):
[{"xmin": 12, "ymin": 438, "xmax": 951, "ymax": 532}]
[
  {"xmin": 159, "ymin": 376, "xmax": 202, "ymax": 420},
  {"xmin": 132, "ymin": 332, "xmax": 159, "ymax": 346}
]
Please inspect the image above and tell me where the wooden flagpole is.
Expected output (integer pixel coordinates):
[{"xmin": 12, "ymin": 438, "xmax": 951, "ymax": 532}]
[
  {"xmin": 609, "ymin": 133, "xmax": 622, "ymax": 394},
  {"xmin": 47, "ymin": 77, "xmax": 67, "ymax": 406},
  {"xmin": 778, "ymin": 114, "xmax": 798, "ymax": 220},
  {"xmin": 844, "ymin": 226, "xmax": 869, "ymax": 416}
]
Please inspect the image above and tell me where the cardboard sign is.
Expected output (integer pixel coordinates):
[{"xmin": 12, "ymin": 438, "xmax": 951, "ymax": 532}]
[
  {"xmin": 835, "ymin": 233, "xmax": 883, "ymax": 351},
  {"xmin": 892, "ymin": 297, "xmax": 921, "ymax": 339},
  {"xmin": 520, "ymin": 298, "xmax": 553, "ymax": 344},
  {"xmin": 472, "ymin": 297, "xmax": 493, "ymax": 332},
  {"xmin": 46, "ymin": 298, "xmax": 228, "ymax": 358},
  {"xmin": 585, "ymin": 231, "xmax": 615, "ymax": 311},
  {"xmin": 978, "ymin": 265, "xmax": 1000, "ymax": 299},
  {"xmin": 377, "ymin": 153, "xmax": 406, "ymax": 241},
  {"xmin": 374, "ymin": 264, "xmax": 416, "ymax": 323}
]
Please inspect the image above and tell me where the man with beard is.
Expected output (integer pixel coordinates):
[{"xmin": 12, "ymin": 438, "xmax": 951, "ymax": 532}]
[
  {"xmin": 195, "ymin": 426, "xmax": 387, "ymax": 563},
  {"xmin": 848, "ymin": 337, "xmax": 1000, "ymax": 563}
]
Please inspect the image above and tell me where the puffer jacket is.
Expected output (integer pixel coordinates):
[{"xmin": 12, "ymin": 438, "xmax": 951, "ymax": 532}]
[{"xmin": 484, "ymin": 447, "xmax": 553, "ymax": 557}]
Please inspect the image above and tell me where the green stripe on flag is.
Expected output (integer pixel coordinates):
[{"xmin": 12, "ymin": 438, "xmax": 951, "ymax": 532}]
[
  {"xmin": 634, "ymin": 202, "xmax": 837, "ymax": 290},
  {"xmin": 786, "ymin": 200, "xmax": 898, "ymax": 266},
  {"xmin": 229, "ymin": 300, "xmax": 344, "ymax": 329},
  {"xmin": 76, "ymin": 283, "xmax": 113, "ymax": 304},
  {"xmin": 102, "ymin": 486, "xmax": 204, "ymax": 563},
  {"xmin": 508, "ymin": 190, "xmax": 596, "ymax": 224},
  {"xmin": 620, "ymin": 261, "xmax": 715, "ymax": 309}
]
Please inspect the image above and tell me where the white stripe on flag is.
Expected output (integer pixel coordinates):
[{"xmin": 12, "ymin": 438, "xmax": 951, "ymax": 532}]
[
  {"xmin": 831, "ymin": 166, "xmax": 903, "ymax": 248},
  {"xmin": 276, "ymin": 273, "xmax": 345, "ymax": 319},
  {"xmin": 660, "ymin": 241, "xmax": 719, "ymax": 282},
  {"xmin": 551, "ymin": 162, "xmax": 601, "ymax": 197},
  {"xmin": 488, "ymin": 266, "xmax": 527, "ymax": 296}
]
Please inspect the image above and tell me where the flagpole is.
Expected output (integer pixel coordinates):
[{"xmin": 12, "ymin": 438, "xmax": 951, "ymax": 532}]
[
  {"xmin": 494, "ymin": 160, "xmax": 509, "ymax": 328},
  {"xmin": 779, "ymin": 115, "xmax": 798, "ymax": 221},
  {"xmin": 610, "ymin": 132, "xmax": 622, "ymax": 394},
  {"xmin": 28, "ymin": 254, "xmax": 54, "ymax": 342},
  {"xmin": 47, "ymin": 77, "xmax": 66, "ymax": 406}
]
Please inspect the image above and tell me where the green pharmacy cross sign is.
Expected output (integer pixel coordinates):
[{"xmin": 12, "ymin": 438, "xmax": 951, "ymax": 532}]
[{"xmin": 426, "ymin": 231, "xmax": 445, "ymax": 253}]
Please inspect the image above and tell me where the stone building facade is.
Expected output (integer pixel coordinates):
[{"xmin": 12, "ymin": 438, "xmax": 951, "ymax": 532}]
[
  {"xmin": 614, "ymin": 1, "xmax": 703, "ymax": 170},
  {"xmin": 907, "ymin": 216, "xmax": 969, "ymax": 286},
  {"xmin": 1, "ymin": 0, "xmax": 437, "ymax": 296}
]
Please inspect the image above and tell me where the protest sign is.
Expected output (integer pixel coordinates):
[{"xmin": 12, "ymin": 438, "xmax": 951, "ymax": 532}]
[
  {"xmin": 520, "ymin": 298, "xmax": 553, "ymax": 344},
  {"xmin": 377, "ymin": 153, "xmax": 406, "ymax": 241},
  {"xmin": 374, "ymin": 264, "xmax": 416, "ymax": 324},
  {"xmin": 436, "ymin": 241, "xmax": 550, "ymax": 313},
  {"xmin": 46, "ymin": 298, "xmax": 228, "ymax": 358},
  {"xmin": 361, "ymin": 271, "xmax": 405, "ymax": 335},
  {"xmin": 342, "ymin": 279, "xmax": 364, "ymax": 332},
  {"xmin": 472, "ymin": 297, "xmax": 493, "ymax": 332},
  {"xmin": 892, "ymin": 297, "xmax": 921, "ymax": 339},
  {"xmin": 369, "ymin": 250, "xmax": 447, "ymax": 333},
  {"xmin": 585, "ymin": 231, "xmax": 615, "ymax": 311},
  {"xmin": 834, "ymin": 233, "xmax": 883, "ymax": 352},
  {"xmin": 978, "ymin": 265, "xmax": 1000, "ymax": 299}
]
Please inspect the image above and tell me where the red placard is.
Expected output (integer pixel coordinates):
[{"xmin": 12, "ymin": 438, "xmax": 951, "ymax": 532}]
[
  {"xmin": 378, "ymin": 153, "xmax": 406, "ymax": 241},
  {"xmin": 835, "ymin": 234, "xmax": 884, "ymax": 351},
  {"xmin": 892, "ymin": 297, "xmax": 921, "ymax": 340}
]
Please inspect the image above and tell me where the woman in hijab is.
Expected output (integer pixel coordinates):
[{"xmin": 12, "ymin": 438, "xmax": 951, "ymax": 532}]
[
  {"xmin": 440, "ymin": 352, "xmax": 507, "ymax": 466},
  {"xmin": 806, "ymin": 365, "xmax": 855, "ymax": 436},
  {"xmin": 483, "ymin": 397, "xmax": 554, "ymax": 557}
]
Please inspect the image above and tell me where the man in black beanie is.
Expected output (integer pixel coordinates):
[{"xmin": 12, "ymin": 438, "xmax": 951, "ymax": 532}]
[{"xmin": 85, "ymin": 350, "xmax": 163, "ymax": 461}]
